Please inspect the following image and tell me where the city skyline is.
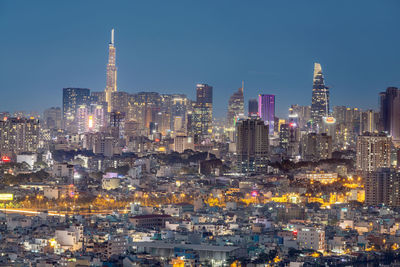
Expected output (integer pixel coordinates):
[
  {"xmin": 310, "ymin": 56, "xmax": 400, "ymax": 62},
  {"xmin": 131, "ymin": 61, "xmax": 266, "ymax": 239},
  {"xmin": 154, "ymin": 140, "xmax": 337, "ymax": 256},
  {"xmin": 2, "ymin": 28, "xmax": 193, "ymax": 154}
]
[
  {"xmin": 2, "ymin": 1, "xmax": 400, "ymax": 264},
  {"xmin": 1, "ymin": 0, "xmax": 399, "ymax": 117}
]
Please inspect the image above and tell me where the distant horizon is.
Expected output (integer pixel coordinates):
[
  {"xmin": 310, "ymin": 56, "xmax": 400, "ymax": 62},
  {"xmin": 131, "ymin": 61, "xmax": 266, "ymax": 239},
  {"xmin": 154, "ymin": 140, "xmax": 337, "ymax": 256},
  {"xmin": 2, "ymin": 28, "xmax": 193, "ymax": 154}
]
[{"xmin": 1, "ymin": 0, "xmax": 399, "ymax": 118}]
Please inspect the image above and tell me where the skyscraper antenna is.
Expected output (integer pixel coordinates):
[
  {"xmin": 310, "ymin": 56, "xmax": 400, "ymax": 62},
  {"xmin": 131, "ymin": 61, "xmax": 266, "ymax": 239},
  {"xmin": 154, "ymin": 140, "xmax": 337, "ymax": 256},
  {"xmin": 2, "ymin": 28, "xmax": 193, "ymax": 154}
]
[{"xmin": 111, "ymin": 28, "xmax": 114, "ymax": 45}]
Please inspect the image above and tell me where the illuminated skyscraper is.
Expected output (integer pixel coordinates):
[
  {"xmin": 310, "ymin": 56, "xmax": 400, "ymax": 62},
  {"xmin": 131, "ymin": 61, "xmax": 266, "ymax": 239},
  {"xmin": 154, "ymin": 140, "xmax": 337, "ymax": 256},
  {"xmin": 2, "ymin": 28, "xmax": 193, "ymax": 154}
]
[
  {"xmin": 311, "ymin": 63, "xmax": 329, "ymax": 131},
  {"xmin": 91, "ymin": 104, "xmax": 106, "ymax": 132},
  {"xmin": 258, "ymin": 94, "xmax": 275, "ymax": 135},
  {"xmin": 227, "ymin": 83, "xmax": 244, "ymax": 127},
  {"xmin": 62, "ymin": 88, "xmax": 90, "ymax": 132},
  {"xmin": 360, "ymin": 109, "xmax": 379, "ymax": 135},
  {"xmin": 105, "ymin": 29, "xmax": 117, "ymax": 112},
  {"xmin": 192, "ymin": 84, "xmax": 213, "ymax": 142},
  {"xmin": 76, "ymin": 105, "xmax": 89, "ymax": 134}
]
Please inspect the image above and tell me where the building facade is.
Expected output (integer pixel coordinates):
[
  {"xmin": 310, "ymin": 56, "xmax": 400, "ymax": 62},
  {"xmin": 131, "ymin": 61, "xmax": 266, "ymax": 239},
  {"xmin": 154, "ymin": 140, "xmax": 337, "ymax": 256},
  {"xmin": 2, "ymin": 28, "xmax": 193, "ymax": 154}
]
[
  {"xmin": 105, "ymin": 29, "xmax": 117, "ymax": 112},
  {"xmin": 0, "ymin": 117, "xmax": 40, "ymax": 154},
  {"xmin": 248, "ymin": 99, "xmax": 258, "ymax": 117},
  {"xmin": 227, "ymin": 84, "xmax": 244, "ymax": 127},
  {"xmin": 380, "ymin": 87, "xmax": 400, "ymax": 146},
  {"xmin": 62, "ymin": 88, "xmax": 90, "ymax": 132},
  {"xmin": 43, "ymin": 107, "xmax": 62, "ymax": 130},
  {"xmin": 311, "ymin": 63, "xmax": 329, "ymax": 132},
  {"xmin": 258, "ymin": 94, "xmax": 275, "ymax": 135},
  {"xmin": 365, "ymin": 168, "xmax": 400, "ymax": 207},
  {"xmin": 236, "ymin": 118, "xmax": 269, "ymax": 173},
  {"xmin": 301, "ymin": 133, "xmax": 332, "ymax": 161},
  {"xmin": 192, "ymin": 84, "xmax": 213, "ymax": 142},
  {"xmin": 356, "ymin": 132, "xmax": 391, "ymax": 172}
]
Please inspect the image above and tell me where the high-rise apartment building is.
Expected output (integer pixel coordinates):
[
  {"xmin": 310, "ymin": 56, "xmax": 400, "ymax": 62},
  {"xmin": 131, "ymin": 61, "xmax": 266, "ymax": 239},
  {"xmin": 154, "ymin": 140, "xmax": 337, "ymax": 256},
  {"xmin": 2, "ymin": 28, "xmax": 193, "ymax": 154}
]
[
  {"xmin": 356, "ymin": 132, "xmax": 391, "ymax": 172},
  {"xmin": 332, "ymin": 106, "xmax": 361, "ymax": 150},
  {"xmin": 105, "ymin": 29, "xmax": 117, "ymax": 112},
  {"xmin": 192, "ymin": 84, "xmax": 213, "ymax": 142},
  {"xmin": 90, "ymin": 104, "xmax": 106, "ymax": 132},
  {"xmin": 227, "ymin": 83, "xmax": 244, "ymax": 127},
  {"xmin": 236, "ymin": 118, "xmax": 269, "ymax": 173},
  {"xmin": 248, "ymin": 99, "xmax": 258, "ymax": 117},
  {"xmin": 380, "ymin": 87, "xmax": 400, "ymax": 146},
  {"xmin": 301, "ymin": 133, "xmax": 332, "ymax": 161},
  {"xmin": 62, "ymin": 88, "xmax": 90, "ymax": 132},
  {"xmin": 129, "ymin": 92, "xmax": 161, "ymax": 129},
  {"xmin": 111, "ymin": 91, "xmax": 129, "ymax": 114},
  {"xmin": 360, "ymin": 110, "xmax": 379, "ymax": 135},
  {"xmin": 365, "ymin": 168, "xmax": 400, "ymax": 207},
  {"xmin": 76, "ymin": 105, "xmax": 89, "ymax": 134},
  {"xmin": 43, "ymin": 107, "xmax": 62, "ymax": 130},
  {"xmin": 91, "ymin": 91, "xmax": 106, "ymax": 104},
  {"xmin": 0, "ymin": 117, "xmax": 40, "ymax": 154},
  {"xmin": 311, "ymin": 63, "xmax": 329, "ymax": 131},
  {"xmin": 258, "ymin": 94, "xmax": 275, "ymax": 135}
]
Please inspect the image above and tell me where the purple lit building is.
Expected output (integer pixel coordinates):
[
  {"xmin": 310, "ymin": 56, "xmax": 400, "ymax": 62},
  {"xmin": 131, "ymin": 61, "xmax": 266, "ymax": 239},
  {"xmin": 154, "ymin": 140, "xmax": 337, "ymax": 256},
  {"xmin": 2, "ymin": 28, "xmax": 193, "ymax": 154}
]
[{"xmin": 258, "ymin": 94, "xmax": 275, "ymax": 135}]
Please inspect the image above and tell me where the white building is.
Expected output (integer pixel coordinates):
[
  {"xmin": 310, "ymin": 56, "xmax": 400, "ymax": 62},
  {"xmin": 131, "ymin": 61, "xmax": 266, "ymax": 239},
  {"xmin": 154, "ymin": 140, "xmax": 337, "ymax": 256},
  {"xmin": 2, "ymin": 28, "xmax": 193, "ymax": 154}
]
[
  {"xmin": 55, "ymin": 224, "xmax": 83, "ymax": 251},
  {"xmin": 52, "ymin": 162, "xmax": 74, "ymax": 179},
  {"xmin": 297, "ymin": 227, "xmax": 325, "ymax": 252}
]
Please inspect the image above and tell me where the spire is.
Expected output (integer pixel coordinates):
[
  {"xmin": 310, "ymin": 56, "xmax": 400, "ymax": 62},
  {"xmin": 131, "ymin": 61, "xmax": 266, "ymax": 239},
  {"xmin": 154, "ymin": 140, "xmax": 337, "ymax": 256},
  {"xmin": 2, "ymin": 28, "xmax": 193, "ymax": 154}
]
[
  {"xmin": 111, "ymin": 28, "xmax": 114, "ymax": 45},
  {"xmin": 240, "ymin": 80, "xmax": 244, "ymax": 94}
]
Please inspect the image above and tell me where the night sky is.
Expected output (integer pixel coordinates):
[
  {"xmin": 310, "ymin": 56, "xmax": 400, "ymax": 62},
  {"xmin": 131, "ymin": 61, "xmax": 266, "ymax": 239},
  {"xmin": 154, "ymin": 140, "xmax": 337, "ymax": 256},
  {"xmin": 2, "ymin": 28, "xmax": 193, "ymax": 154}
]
[{"xmin": 0, "ymin": 0, "xmax": 399, "ymax": 117}]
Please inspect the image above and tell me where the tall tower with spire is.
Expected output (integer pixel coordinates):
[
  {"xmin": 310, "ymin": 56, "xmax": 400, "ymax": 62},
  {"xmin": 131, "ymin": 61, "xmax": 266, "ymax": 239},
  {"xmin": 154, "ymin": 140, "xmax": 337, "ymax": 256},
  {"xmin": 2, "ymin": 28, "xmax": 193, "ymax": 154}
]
[
  {"xmin": 105, "ymin": 29, "xmax": 117, "ymax": 112},
  {"xmin": 311, "ymin": 62, "xmax": 329, "ymax": 132}
]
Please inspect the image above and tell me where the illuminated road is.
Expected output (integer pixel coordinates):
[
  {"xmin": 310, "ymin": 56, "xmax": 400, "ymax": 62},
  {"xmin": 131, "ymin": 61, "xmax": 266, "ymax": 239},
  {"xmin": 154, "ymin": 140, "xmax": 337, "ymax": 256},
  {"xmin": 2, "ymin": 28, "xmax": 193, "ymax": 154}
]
[{"xmin": 0, "ymin": 208, "xmax": 130, "ymax": 216}]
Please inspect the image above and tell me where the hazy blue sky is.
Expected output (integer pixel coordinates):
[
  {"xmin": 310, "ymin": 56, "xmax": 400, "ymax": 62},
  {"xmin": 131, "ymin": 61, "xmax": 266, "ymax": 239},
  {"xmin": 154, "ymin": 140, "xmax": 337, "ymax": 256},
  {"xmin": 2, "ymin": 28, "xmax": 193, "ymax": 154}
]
[{"xmin": 0, "ymin": 0, "xmax": 399, "ymax": 117}]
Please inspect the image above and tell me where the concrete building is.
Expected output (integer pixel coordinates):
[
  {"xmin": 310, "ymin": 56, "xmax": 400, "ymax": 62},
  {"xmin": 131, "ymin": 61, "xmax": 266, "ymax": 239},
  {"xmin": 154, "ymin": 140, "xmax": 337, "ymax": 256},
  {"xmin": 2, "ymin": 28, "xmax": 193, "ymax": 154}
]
[
  {"xmin": 356, "ymin": 132, "xmax": 391, "ymax": 172},
  {"xmin": 236, "ymin": 118, "xmax": 269, "ymax": 173},
  {"xmin": 301, "ymin": 133, "xmax": 332, "ymax": 161},
  {"xmin": 365, "ymin": 168, "xmax": 400, "ymax": 207},
  {"xmin": 174, "ymin": 135, "xmax": 194, "ymax": 153},
  {"xmin": 297, "ymin": 227, "xmax": 325, "ymax": 252},
  {"xmin": 43, "ymin": 107, "xmax": 62, "ymax": 130},
  {"xmin": 62, "ymin": 88, "xmax": 90, "ymax": 132},
  {"xmin": 129, "ymin": 214, "xmax": 172, "ymax": 229},
  {"xmin": 0, "ymin": 117, "xmax": 40, "ymax": 154},
  {"xmin": 380, "ymin": 87, "xmax": 400, "ymax": 146}
]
